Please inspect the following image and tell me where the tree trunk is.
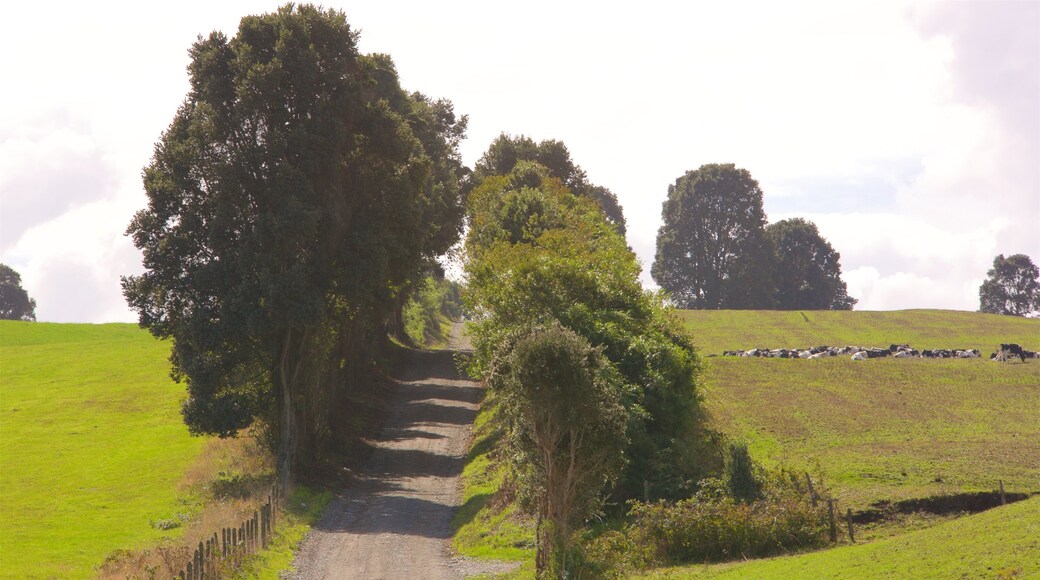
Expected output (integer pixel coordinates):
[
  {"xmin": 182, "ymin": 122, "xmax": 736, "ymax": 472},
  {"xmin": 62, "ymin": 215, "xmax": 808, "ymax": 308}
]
[{"xmin": 277, "ymin": 329, "xmax": 299, "ymax": 491}]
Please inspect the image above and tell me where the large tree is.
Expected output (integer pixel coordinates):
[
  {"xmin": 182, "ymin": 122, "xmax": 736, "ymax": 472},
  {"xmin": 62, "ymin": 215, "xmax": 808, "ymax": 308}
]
[
  {"xmin": 765, "ymin": 218, "xmax": 856, "ymax": 310},
  {"xmin": 0, "ymin": 264, "xmax": 37, "ymax": 321},
  {"xmin": 652, "ymin": 164, "xmax": 775, "ymax": 309},
  {"xmin": 469, "ymin": 134, "xmax": 627, "ymax": 236},
  {"xmin": 979, "ymin": 254, "xmax": 1040, "ymax": 316},
  {"xmin": 122, "ymin": 4, "xmax": 465, "ymax": 485}
]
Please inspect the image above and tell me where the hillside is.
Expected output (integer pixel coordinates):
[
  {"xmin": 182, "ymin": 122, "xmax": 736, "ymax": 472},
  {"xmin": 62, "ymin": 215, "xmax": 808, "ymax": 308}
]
[
  {"xmin": 642, "ymin": 495, "xmax": 1040, "ymax": 579},
  {"xmin": 0, "ymin": 322, "xmax": 206, "ymax": 579},
  {"xmin": 679, "ymin": 309, "xmax": 1040, "ymax": 507},
  {"xmin": 677, "ymin": 309, "xmax": 1040, "ymax": 355}
]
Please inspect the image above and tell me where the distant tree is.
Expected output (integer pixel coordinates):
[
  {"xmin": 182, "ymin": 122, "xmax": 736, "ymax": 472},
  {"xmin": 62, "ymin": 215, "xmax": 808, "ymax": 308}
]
[
  {"xmin": 979, "ymin": 254, "xmax": 1040, "ymax": 316},
  {"xmin": 470, "ymin": 134, "xmax": 627, "ymax": 235},
  {"xmin": 488, "ymin": 323, "xmax": 627, "ymax": 577},
  {"xmin": 652, "ymin": 164, "xmax": 776, "ymax": 309},
  {"xmin": 122, "ymin": 4, "xmax": 465, "ymax": 486},
  {"xmin": 765, "ymin": 218, "xmax": 856, "ymax": 310},
  {"xmin": 0, "ymin": 264, "xmax": 37, "ymax": 321}
]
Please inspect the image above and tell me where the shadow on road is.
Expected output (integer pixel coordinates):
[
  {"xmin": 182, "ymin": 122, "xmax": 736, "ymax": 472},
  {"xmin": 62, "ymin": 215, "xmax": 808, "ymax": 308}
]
[{"xmin": 312, "ymin": 494, "xmax": 459, "ymax": 539}]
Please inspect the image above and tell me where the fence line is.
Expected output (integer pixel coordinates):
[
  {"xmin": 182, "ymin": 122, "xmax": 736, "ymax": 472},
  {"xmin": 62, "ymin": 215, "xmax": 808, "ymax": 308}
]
[{"xmin": 176, "ymin": 484, "xmax": 282, "ymax": 579}]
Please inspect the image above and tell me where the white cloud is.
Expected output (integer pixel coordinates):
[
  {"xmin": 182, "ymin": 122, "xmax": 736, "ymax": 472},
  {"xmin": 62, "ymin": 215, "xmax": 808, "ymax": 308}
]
[
  {"xmin": 775, "ymin": 211, "xmax": 1003, "ymax": 310},
  {"xmin": 843, "ymin": 266, "xmax": 976, "ymax": 311},
  {"xmin": 1, "ymin": 0, "xmax": 1036, "ymax": 320},
  {"xmin": 2, "ymin": 187, "xmax": 143, "ymax": 323}
]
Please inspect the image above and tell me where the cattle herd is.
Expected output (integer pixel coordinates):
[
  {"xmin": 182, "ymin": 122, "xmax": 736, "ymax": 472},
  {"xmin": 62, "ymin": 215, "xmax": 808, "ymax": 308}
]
[{"xmin": 717, "ymin": 343, "xmax": 1037, "ymax": 361}]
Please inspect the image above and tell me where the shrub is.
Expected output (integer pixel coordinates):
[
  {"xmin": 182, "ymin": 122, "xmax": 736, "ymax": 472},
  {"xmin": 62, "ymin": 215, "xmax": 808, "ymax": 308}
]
[
  {"xmin": 628, "ymin": 494, "xmax": 828, "ymax": 565},
  {"xmin": 584, "ymin": 478, "xmax": 828, "ymax": 576}
]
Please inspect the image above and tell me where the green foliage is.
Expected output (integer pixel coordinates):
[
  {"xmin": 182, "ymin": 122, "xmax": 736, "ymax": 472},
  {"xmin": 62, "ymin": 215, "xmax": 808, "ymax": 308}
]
[
  {"xmin": 0, "ymin": 322, "xmax": 207, "ymax": 579},
  {"xmin": 487, "ymin": 324, "xmax": 628, "ymax": 575},
  {"xmin": 464, "ymin": 163, "xmax": 714, "ymax": 502},
  {"xmin": 639, "ymin": 497, "xmax": 1040, "ymax": 579},
  {"xmin": 0, "ymin": 263, "xmax": 36, "ymax": 321},
  {"xmin": 469, "ymin": 133, "xmax": 627, "ymax": 235},
  {"xmin": 652, "ymin": 164, "xmax": 776, "ymax": 310},
  {"xmin": 121, "ymin": 4, "xmax": 465, "ymax": 483},
  {"xmin": 635, "ymin": 495, "xmax": 828, "ymax": 564},
  {"xmin": 588, "ymin": 491, "xmax": 827, "ymax": 574},
  {"xmin": 401, "ymin": 275, "xmax": 464, "ymax": 347},
  {"xmin": 979, "ymin": 253, "xmax": 1040, "ymax": 316},
  {"xmin": 726, "ymin": 442, "xmax": 763, "ymax": 503},
  {"xmin": 765, "ymin": 218, "xmax": 856, "ymax": 310},
  {"xmin": 403, "ymin": 276, "xmax": 446, "ymax": 346},
  {"xmin": 583, "ymin": 463, "xmax": 827, "ymax": 575},
  {"xmin": 652, "ymin": 170, "xmax": 857, "ymax": 311}
]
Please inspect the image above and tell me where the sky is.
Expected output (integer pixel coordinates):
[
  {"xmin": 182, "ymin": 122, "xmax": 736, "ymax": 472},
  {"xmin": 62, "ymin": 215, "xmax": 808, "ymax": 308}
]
[{"xmin": 2, "ymin": 0, "xmax": 1038, "ymax": 322}]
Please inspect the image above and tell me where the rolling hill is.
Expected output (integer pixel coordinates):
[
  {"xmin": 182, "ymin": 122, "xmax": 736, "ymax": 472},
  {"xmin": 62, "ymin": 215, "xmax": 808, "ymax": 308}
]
[
  {"xmin": 679, "ymin": 309, "xmax": 1040, "ymax": 507},
  {"xmin": 0, "ymin": 322, "xmax": 206, "ymax": 579}
]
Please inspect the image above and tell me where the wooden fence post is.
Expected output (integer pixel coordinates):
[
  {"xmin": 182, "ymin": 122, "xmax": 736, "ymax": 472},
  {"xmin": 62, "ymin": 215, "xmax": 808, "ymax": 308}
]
[
  {"xmin": 828, "ymin": 499, "xmax": 838, "ymax": 543},
  {"xmin": 171, "ymin": 489, "xmax": 284, "ymax": 578},
  {"xmin": 805, "ymin": 472, "xmax": 818, "ymax": 507},
  {"xmin": 261, "ymin": 505, "xmax": 268, "ymax": 549},
  {"xmin": 999, "ymin": 480, "xmax": 1006, "ymax": 505},
  {"xmin": 846, "ymin": 508, "xmax": 855, "ymax": 543}
]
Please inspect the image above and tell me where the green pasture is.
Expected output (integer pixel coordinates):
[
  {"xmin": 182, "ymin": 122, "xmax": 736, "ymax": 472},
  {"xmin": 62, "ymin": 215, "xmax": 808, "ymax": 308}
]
[
  {"xmin": 680, "ymin": 310, "xmax": 1040, "ymax": 507},
  {"xmin": 642, "ymin": 495, "xmax": 1040, "ymax": 579},
  {"xmin": 0, "ymin": 321, "xmax": 205, "ymax": 579},
  {"xmin": 677, "ymin": 309, "xmax": 1040, "ymax": 355}
]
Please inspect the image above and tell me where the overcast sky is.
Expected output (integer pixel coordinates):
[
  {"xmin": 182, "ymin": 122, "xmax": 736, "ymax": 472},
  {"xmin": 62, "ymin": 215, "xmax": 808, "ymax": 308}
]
[{"xmin": 2, "ymin": 0, "xmax": 1038, "ymax": 322}]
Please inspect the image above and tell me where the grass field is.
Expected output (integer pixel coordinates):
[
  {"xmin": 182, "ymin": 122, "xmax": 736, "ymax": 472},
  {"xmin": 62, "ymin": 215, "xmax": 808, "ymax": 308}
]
[
  {"xmin": 679, "ymin": 310, "xmax": 1040, "ymax": 507},
  {"xmin": 677, "ymin": 308, "xmax": 1040, "ymax": 355},
  {"xmin": 0, "ymin": 321, "xmax": 207, "ymax": 579},
  {"xmin": 642, "ymin": 495, "xmax": 1040, "ymax": 579}
]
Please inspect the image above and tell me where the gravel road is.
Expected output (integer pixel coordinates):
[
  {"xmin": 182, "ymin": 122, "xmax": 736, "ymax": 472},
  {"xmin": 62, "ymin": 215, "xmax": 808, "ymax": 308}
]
[{"xmin": 291, "ymin": 324, "xmax": 516, "ymax": 579}]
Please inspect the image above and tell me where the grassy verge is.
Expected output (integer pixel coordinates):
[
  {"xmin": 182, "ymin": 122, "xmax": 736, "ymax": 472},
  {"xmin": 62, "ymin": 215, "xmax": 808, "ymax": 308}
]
[
  {"xmin": 451, "ymin": 391, "xmax": 536, "ymax": 575},
  {"xmin": 0, "ymin": 321, "xmax": 213, "ymax": 579},
  {"xmin": 231, "ymin": 487, "xmax": 333, "ymax": 579},
  {"xmin": 639, "ymin": 496, "xmax": 1040, "ymax": 579}
]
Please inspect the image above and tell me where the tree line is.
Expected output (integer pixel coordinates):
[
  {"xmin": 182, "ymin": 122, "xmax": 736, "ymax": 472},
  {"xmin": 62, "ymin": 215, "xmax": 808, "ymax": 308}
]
[
  {"xmin": 462, "ymin": 138, "xmax": 717, "ymax": 575},
  {"xmin": 652, "ymin": 163, "xmax": 856, "ymax": 311}
]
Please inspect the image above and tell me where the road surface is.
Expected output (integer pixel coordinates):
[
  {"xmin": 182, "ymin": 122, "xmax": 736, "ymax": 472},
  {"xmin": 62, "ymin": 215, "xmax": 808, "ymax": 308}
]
[{"xmin": 291, "ymin": 324, "xmax": 515, "ymax": 579}]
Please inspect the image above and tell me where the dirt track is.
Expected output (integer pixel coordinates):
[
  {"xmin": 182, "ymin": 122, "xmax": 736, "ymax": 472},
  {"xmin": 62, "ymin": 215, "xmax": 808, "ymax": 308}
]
[{"xmin": 291, "ymin": 324, "xmax": 514, "ymax": 579}]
